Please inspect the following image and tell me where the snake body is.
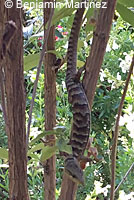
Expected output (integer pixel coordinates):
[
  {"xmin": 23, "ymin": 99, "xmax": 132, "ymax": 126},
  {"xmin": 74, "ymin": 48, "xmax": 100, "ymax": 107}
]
[{"xmin": 65, "ymin": 2, "xmax": 90, "ymax": 184}]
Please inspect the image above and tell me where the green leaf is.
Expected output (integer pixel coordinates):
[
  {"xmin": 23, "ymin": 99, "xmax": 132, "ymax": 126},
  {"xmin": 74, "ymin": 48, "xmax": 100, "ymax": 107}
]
[
  {"xmin": 47, "ymin": 50, "xmax": 62, "ymax": 58},
  {"xmin": 53, "ymin": 126, "xmax": 66, "ymax": 134},
  {"xmin": 29, "ymin": 126, "xmax": 66, "ymax": 146},
  {"xmin": 85, "ymin": 22, "xmax": 94, "ymax": 33},
  {"xmin": 29, "ymin": 31, "xmax": 44, "ymax": 42},
  {"xmin": 0, "ymin": 148, "xmax": 8, "ymax": 160},
  {"xmin": 0, "ymin": 183, "xmax": 8, "ymax": 192},
  {"xmin": 24, "ymin": 53, "xmax": 40, "ymax": 71},
  {"xmin": 27, "ymin": 154, "xmax": 39, "ymax": 165},
  {"xmin": 40, "ymin": 146, "xmax": 58, "ymax": 164},
  {"xmin": 29, "ymin": 133, "xmax": 46, "ymax": 146},
  {"xmin": 86, "ymin": 33, "xmax": 93, "ymax": 41},
  {"xmin": 55, "ymin": 29, "xmax": 63, "ymax": 38},
  {"xmin": 51, "ymin": 7, "xmax": 76, "ymax": 26},
  {"xmin": 57, "ymin": 138, "xmax": 72, "ymax": 154},
  {"xmin": 99, "ymin": 110, "xmax": 105, "ymax": 118},
  {"xmin": 85, "ymin": 6, "xmax": 94, "ymax": 34},
  {"xmin": 77, "ymin": 40, "xmax": 84, "ymax": 51},
  {"xmin": 117, "ymin": 0, "xmax": 134, "ymax": 7},
  {"xmin": 28, "ymin": 143, "xmax": 44, "ymax": 155},
  {"xmin": 28, "ymin": 153, "xmax": 39, "ymax": 162},
  {"xmin": 66, "ymin": 15, "xmax": 74, "ymax": 29},
  {"xmin": 77, "ymin": 60, "xmax": 85, "ymax": 68},
  {"xmin": 86, "ymin": 5, "xmax": 94, "ymax": 19},
  {"xmin": 116, "ymin": 3, "xmax": 134, "ymax": 27}
]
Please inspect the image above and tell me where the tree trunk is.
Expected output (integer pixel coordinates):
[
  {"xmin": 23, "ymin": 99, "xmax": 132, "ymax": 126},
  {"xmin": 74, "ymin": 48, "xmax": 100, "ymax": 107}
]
[
  {"xmin": 60, "ymin": 0, "xmax": 117, "ymax": 199},
  {"xmin": 0, "ymin": 0, "xmax": 5, "ymax": 40},
  {"xmin": 4, "ymin": 1, "xmax": 29, "ymax": 199},
  {"xmin": 83, "ymin": 0, "xmax": 117, "ymax": 106},
  {"xmin": 0, "ymin": 0, "xmax": 5, "ymax": 112},
  {"xmin": 44, "ymin": 1, "xmax": 56, "ymax": 199},
  {"xmin": 59, "ymin": 173, "xmax": 78, "ymax": 200}
]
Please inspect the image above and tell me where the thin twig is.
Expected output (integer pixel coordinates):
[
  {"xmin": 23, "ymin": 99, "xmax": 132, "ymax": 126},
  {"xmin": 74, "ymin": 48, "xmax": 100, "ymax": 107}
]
[
  {"xmin": 114, "ymin": 162, "xmax": 134, "ymax": 193},
  {"xmin": 110, "ymin": 55, "xmax": 134, "ymax": 200},
  {"xmin": 26, "ymin": 7, "xmax": 54, "ymax": 148}
]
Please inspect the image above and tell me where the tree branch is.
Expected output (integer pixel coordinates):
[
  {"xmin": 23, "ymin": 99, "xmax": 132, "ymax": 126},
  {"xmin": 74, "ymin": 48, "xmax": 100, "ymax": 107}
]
[
  {"xmin": 114, "ymin": 162, "xmax": 134, "ymax": 193},
  {"xmin": 110, "ymin": 55, "xmax": 134, "ymax": 200},
  {"xmin": 43, "ymin": 2, "xmax": 57, "ymax": 199},
  {"xmin": 26, "ymin": 7, "xmax": 54, "ymax": 148}
]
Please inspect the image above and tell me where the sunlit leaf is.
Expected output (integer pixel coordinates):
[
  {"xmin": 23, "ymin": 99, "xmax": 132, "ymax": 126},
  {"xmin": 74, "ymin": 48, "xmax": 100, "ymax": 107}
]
[
  {"xmin": 0, "ymin": 183, "xmax": 8, "ymax": 192},
  {"xmin": 28, "ymin": 143, "xmax": 44, "ymax": 155},
  {"xmin": 29, "ymin": 126, "xmax": 66, "ymax": 146},
  {"xmin": 47, "ymin": 50, "xmax": 62, "ymax": 58},
  {"xmin": 85, "ymin": 6, "xmax": 94, "ymax": 34},
  {"xmin": 24, "ymin": 53, "xmax": 40, "ymax": 71},
  {"xmin": 77, "ymin": 60, "xmax": 85, "ymax": 68},
  {"xmin": 116, "ymin": 3, "xmax": 134, "ymax": 27},
  {"xmin": 29, "ymin": 31, "xmax": 44, "ymax": 42},
  {"xmin": 51, "ymin": 7, "xmax": 76, "ymax": 26},
  {"xmin": 86, "ymin": 33, "xmax": 93, "ymax": 41},
  {"xmin": 29, "ymin": 133, "xmax": 46, "ymax": 146},
  {"xmin": 0, "ymin": 148, "xmax": 8, "ymax": 160},
  {"xmin": 28, "ymin": 153, "xmax": 39, "ymax": 159},
  {"xmin": 77, "ymin": 40, "xmax": 84, "ymax": 51},
  {"xmin": 117, "ymin": 0, "xmax": 134, "ymax": 7},
  {"xmin": 57, "ymin": 138, "xmax": 72, "ymax": 154},
  {"xmin": 53, "ymin": 126, "xmax": 66, "ymax": 133},
  {"xmin": 40, "ymin": 146, "xmax": 58, "ymax": 164}
]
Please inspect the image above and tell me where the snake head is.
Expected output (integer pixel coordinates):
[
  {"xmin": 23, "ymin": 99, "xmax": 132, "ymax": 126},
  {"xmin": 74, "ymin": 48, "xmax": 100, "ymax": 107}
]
[{"xmin": 64, "ymin": 155, "xmax": 84, "ymax": 185}]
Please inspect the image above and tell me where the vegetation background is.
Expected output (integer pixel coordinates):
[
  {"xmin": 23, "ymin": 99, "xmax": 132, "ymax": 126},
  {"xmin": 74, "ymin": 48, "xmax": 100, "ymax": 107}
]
[{"xmin": 0, "ymin": 0, "xmax": 134, "ymax": 199}]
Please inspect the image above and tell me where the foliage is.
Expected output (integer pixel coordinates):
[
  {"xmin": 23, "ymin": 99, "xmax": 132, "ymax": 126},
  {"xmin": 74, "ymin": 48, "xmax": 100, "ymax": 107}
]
[
  {"xmin": 0, "ymin": 166, "xmax": 9, "ymax": 199},
  {"xmin": 0, "ymin": 2, "xmax": 134, "ymax": 199},
  {"xmin": 0, "ymin": 114, "xmax": 7, "ymax": 148}
]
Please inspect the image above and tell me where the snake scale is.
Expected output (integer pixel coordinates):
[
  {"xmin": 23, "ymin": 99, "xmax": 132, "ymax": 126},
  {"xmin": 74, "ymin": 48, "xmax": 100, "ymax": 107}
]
[{"xmin": 64, "ymin": 1, "xmax": 91, "ymax": 185}]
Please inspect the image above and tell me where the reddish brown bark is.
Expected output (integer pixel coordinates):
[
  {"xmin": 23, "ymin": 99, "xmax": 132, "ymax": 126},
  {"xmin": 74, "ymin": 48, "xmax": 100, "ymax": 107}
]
[
  {"xmin": 0, "ymin": 0, "xmax": 5, "ymax": 40},
  {"xmin": 0, "ymin": 0, "xmax": 6, "ymax": 119},
  {"xmin": 60, "ymin": 0, "xmax": 117, "ymax": 199},
  {"xmin": 59, "ymin": 173, "xmax": 78, "ymax": 200},
  {"xmin": 83, "ymin": 0, "xmax": 117, "ymax": 107},
  {"xmin": 44, "ymin": 1, "xmax": 56, "ymax": 199},
  {"xmin": 3, "ymin": 1, "xmax": 29, "ymax": 199}
]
